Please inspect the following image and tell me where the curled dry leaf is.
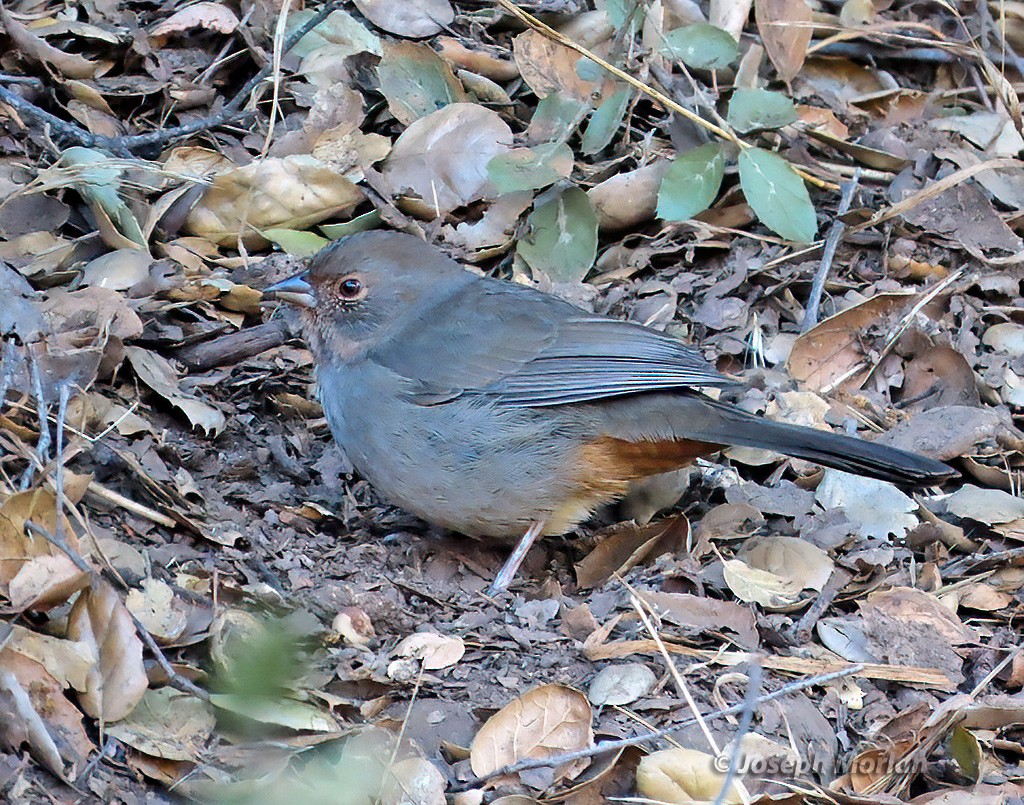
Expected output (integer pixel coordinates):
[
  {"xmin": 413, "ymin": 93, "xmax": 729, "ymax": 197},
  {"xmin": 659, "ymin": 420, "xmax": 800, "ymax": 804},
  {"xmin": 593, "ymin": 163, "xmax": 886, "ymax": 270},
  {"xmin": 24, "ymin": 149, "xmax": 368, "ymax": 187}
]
[
  {"xmin": 150, "ymin": 2, "xmax": 240, "ymax": 38},
  {"xmin": 379, "ymin": 103, "xmax": 512, "ymax": 218},
  {"xmin": 66, "ymin": 581, "xmax": 149, "ymax": 722},
  {"xmin": 0, "ymin": 651, "xmax": 93, "ymax": 782},
  {"xmin": 125, "ymin": 346, "xmax": 226, "ymax": 435},
  {"xmin": 380, "ymin": 756, "xmax": 447, "ymax": 805},
  {"xmin": 636, "ymin": 746, "xmax": 743, "ymax": 804},
  {"xmin": 722, "ymin": 558, "xmax": 801, "ymax": 608},
  {"xmin": 740, "ymin": 536, "xmax": 834, "ymax": 593},
  {"xmin": 786, "ymin": 292, "xmax": 914, "ymax": 391},
  {"xmin": 126, "ymin": 578, "xmax": 189, "ymax": 644},
  {"xmin": 106, "ymin": 687, "xmax": 215, "ymax": 762},
  {"xmin": 355, "ymin": 0, "xmax": 454, "ymax": 38},
  {"xmin": 394, "ymin": 632, "xmax": 465, "ymax": 670},
  {"xmin": 0, "ymin": 6, "xmax": 108, "ymax": 79},
  {"xmin": 587, "ymin": 663, "xmax": 657, "ymax": 706},
  {"xmin": 754, "ymin": 0, "xmax": 812, "ymax": 82},
  {"xmin": 470, "ymin": 683, "xmax": 594, "ymax": 783},
  {"xmin": 184, "ymin": 155, "xmax": 364, "ymax": 247}
]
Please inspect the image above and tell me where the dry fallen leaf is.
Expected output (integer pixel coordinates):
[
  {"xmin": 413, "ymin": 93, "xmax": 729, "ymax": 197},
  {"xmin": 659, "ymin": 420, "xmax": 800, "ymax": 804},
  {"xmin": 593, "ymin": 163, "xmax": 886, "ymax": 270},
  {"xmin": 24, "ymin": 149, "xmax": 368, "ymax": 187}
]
[
  {"xmin": 787, "ymin": 292, "xmax": 914, "ymax": 391},
  {"xmin": 66, "ymin": 581, "xmax": 149, "ymax": 722},
  {"xmin": 184, "ymin": 155, "xmax": 364, "ymax": 247},
  {"xmin": 722, "ymin": 558, "xmax": 802, "ymax": 608},
  {"xmin": 355, "ymin": 0, "xmax": 454, "ymax": 38},
  {"xmin": 394, "ymin": 631, "xmax": 465, "ymax": 670},
  {"xmin": 379, "ymin": 103, "xmax": 513, "ymax": 218},
  {"xmin": 636, "ymin": 746, "xmax": 743, "ymax": 804},
  {"xmin": 0, "ymin": 649, "xmax": 93, "ymax": 781},
  {"xmin": 740, "ymin": 536, "xmax": 834, "ymax": 593},
  {"xmin": 125, "ymin": 346, "xmax": 226, "ymax": 435},
  {"xmin": 106, "ymin": 687, "xmax": 215, "ymax": 762},
  {"xmin": 470, "ymin": 683, "xmax": 594, "ymax": 784}
]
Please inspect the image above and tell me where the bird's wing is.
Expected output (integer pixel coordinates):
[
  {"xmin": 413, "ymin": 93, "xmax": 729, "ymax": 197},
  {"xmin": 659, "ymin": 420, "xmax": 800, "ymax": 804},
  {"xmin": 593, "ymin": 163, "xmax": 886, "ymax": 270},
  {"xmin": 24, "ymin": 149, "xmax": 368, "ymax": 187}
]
[{"xmin": 368, "ymin": 278, "xmax": 732, "ymax": 407}]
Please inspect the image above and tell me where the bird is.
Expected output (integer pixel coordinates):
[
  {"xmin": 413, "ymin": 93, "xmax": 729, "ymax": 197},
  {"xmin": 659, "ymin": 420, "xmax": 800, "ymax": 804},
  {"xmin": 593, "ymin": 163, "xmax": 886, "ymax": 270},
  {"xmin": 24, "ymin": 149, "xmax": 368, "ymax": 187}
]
[{"xmin": 266, "ymin": 231, "xmax": 955, "ymax": 594}]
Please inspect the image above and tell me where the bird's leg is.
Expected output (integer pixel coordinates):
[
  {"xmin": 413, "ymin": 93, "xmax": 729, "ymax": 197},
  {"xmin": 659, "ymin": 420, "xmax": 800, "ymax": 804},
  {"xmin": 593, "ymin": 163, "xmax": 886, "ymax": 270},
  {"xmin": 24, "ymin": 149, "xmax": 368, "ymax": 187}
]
[{"xmin": 487, "ymin": 520, "xmax": 546, "ymax": 596}]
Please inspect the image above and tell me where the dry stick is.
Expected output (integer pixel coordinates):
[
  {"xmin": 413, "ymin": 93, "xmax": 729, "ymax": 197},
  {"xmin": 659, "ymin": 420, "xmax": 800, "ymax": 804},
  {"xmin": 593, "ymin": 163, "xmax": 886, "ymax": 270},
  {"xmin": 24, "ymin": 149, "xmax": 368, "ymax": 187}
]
[
  {"xmin": 450, "ymin": 663, "xmax": 862, "ymax": 792},
  {"xmin": 802, "ymin": 169, "xmax": 861, "ymax": 333},
  {"xmin": 23, "ymin": 520, "xmax": 209, "ymax": 702},
  {"xmin": 713, "ymin": 664, "xmax": 763, "ymax": 805},
  {"xmin": 629, "ymin": 592, "xmax": 720, "ymax": 756},
  {"xmin": 493, "ymin": 0, "xmax": 837, "ymax": 192}
]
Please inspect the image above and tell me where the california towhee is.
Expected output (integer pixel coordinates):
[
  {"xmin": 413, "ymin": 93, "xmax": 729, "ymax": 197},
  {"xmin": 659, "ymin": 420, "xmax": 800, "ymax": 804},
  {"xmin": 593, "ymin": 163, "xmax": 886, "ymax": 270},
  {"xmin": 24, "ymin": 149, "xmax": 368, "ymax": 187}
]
[{"xmin": 267, "ymin": 231, "xmax": 954, "ymax": 593}]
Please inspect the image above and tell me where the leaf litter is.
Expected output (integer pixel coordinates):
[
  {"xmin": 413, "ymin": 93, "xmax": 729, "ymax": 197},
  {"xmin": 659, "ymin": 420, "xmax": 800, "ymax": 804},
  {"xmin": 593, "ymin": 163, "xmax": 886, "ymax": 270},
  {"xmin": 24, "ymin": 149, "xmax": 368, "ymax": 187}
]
[{"xmin": 3, "ymin": 0, "xmax": 1024, "ymax": 802}]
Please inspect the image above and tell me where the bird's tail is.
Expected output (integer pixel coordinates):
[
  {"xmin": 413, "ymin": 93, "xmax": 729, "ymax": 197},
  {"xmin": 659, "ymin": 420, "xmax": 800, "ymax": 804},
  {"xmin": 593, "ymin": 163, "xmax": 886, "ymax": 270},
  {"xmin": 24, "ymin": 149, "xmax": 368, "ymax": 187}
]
[{"xmin": 683, "ymin": 397, "xmax": 955, "ymax": 486}]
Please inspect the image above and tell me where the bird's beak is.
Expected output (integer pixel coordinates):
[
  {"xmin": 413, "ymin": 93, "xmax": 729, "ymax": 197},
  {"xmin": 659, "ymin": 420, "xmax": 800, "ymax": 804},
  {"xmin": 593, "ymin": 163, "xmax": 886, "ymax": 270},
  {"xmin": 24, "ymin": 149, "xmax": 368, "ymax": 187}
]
[{"xmin": 265, "ymin": 271, "xmax": 315, "ymax": 308}]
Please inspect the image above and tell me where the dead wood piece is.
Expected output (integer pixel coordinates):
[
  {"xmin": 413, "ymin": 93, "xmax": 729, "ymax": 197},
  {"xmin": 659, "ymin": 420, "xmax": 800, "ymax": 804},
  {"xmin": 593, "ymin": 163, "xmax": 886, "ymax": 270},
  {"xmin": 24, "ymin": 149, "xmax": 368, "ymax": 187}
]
[{"xmin": 173, "ymin": 320, "xmax": 291, "ymax": 371}]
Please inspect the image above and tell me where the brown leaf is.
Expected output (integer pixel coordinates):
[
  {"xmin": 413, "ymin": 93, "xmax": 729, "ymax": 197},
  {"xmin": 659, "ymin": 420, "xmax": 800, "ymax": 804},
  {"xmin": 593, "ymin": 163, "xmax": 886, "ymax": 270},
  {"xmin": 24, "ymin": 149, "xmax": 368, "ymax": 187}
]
[
  {"xmin": 184, "ymin": 155, "xmax": 364, "ymax": 247},
  {"xmin": 470, "ymin": 684, "xmax": 594, "ymax": 784},
  {"xmin": 67, "ymin": 581, "xmax": 149, "ymax": 722},
  {"xmin": 0, "ymin": 6, "xmax": 108, "ymax": 79},
  {"xmin": 0, "ymin": 650, "xmax": 93, "ymax": 781},
  {"xmin": 379, "ymin": 103, "xmax": 512, "ymax": 218},
  {"xmin": 786, "ymin": 292, "xmax": 914, "ymax": 391},
  {"xmin": 0, "ymin": 489, "xmax": 79, "ymax": 588},
  {"xmin": 755, "ymin": 0, "xmax": 813, "ymax": 82},
  {"xmin": 575, "ymin": 515, "xmax": 689, "ymax": 589},
  {"xmin": 354, "ymin": 0, "xmax": 454, "ymax": 38},
  {"xmin": 512, "ymin": 29, "xmax": 612, "ymax": 104}
]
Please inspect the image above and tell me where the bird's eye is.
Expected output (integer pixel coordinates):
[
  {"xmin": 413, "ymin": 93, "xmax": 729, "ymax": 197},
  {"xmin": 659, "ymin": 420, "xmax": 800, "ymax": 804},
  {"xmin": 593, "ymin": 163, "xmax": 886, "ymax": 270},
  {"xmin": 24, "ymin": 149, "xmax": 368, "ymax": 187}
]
[{"xmin": 339, "ymin": 277, "xmax": 363, "ymax": 299}]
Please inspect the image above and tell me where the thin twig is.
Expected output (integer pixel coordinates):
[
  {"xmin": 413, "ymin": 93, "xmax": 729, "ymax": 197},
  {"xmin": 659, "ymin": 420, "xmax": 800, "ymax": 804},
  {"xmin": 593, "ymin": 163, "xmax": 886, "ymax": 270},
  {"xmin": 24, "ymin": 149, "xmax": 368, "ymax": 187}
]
[
  {"xmin": 713, "ymin": 664, "xmax": 763, "ymax": 805},
  {"xmin": 450, "ymin": 663, "xmax": 862, "ymax": 792},
  {"xmin": 802, "ymin": 169, "xmax": 862, "ymax": 332}
]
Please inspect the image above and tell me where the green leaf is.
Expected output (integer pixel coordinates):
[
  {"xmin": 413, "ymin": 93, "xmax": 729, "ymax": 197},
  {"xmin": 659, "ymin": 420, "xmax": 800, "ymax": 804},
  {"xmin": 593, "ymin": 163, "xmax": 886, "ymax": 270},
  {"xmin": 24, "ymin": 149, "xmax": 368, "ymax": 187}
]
[
  {"xmin": 320, "ymin": 210, "xmax": 382, "ymax": 239},
  {"xmin": 660, "ymin": 23, "xmax": 739, "ymax": 70},
  {"xmin": 517, "ymin": 187, "xmax": 599, "ymax": 282},
  {"xmin": 264, "ymin": 228, "xmax": 330, "ymax": 256},
  {"xmin": 287, "ymin": 8, "xmax": 382, "ymax": 60},
  {"xmin": 727, "ymin": 88, "xmax": 798, "ymax": 133},
  {"xmin": 738, "ymin": 148, "xmax": 818, "ymax": 243},
  {"xmin": 488, "ymin": 142, "xmax": 574, "ymax": 193},
  {"xmin": 949, "ymin": 726, "xmax": 981, "ymax": 781},
  {"xmin": 657, "ymin": 143, "xmax": 725, "ymax": 222},
  {"xmin": 60, "ymin": 147, "xmax": 146, "ymax": 247},
  {"xmin": 596, "ymin": 0, "xmax": 646, "ymax": 29},
  {"xmin": 528, "ymin": 94, "xmax": 589, "ymax": 144},
  {"xmin": 582, "ymin": 87, "xmax": 632, "ymax": 155},
  {"xmin": 377, "ymin": 41, "xmax": 466, "ymax": 125}
]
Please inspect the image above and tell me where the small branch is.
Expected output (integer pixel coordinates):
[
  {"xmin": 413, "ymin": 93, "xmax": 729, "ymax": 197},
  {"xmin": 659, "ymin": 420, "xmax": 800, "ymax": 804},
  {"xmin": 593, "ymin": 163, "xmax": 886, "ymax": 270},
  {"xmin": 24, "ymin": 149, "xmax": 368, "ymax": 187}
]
[
  {"xmin": 802, "ymin": 169, "xmax": 861, "ymax": 332},
  {"xmin": 173, "ymin": 320, "xmax": 291, "ymax": 371},
  {"xmin": 713, "ymin": 664, "xmax": 762, "ymax": 805},
  {"xmin": 450, "ymin": 663, "xmax": 862, "ymax": 792}
]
